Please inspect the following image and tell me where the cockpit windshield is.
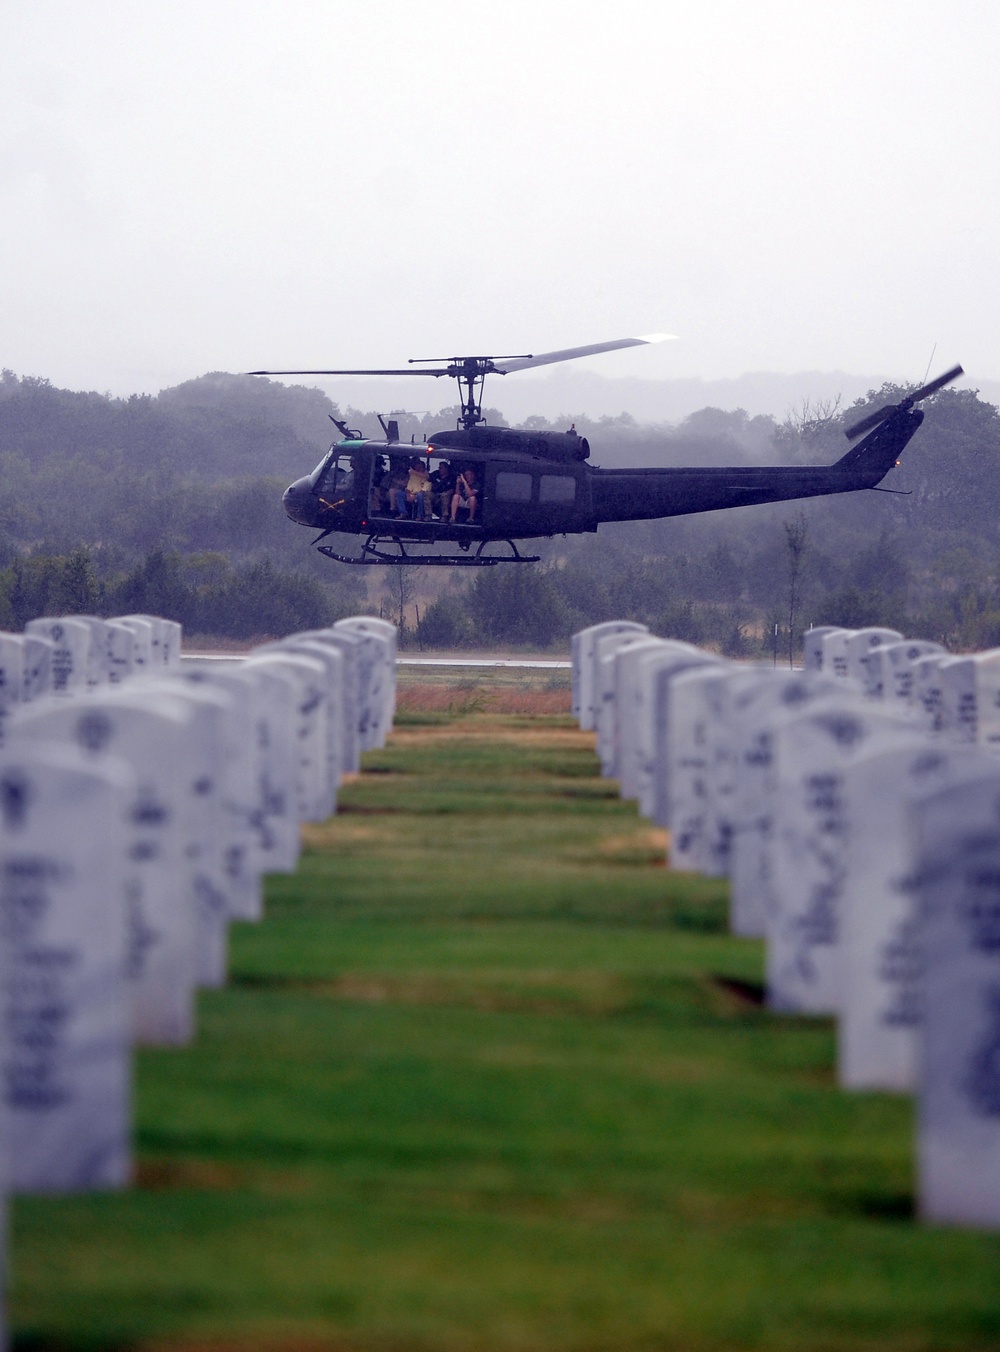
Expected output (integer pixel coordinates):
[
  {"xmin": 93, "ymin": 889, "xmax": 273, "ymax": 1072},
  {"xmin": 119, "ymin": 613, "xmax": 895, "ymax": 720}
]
[{"xmin": 314, "ymin": 453, "xmax": 357, "ymax": 512}]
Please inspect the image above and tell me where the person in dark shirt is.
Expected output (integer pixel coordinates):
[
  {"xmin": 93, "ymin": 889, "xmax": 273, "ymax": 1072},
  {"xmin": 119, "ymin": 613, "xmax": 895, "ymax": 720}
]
[
  {"xmin": 451, "ymin": 466, "xmax": 479, "ymax": 523},
  {"xmin": 387, "ymin": 459, "xmax": 410, "ymax": 517},
  {"xmin": 429, "ymin": 461, "xmax": 455, "ymax": 521}
]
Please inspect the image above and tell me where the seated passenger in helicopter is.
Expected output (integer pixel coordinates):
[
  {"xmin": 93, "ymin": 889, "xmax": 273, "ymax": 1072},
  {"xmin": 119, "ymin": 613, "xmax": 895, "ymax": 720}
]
[
  {"xmin": 405, "ymin": 457, "xmax": 433, "ymax": 520},
  {"xmin": 430, "ymin": 460, "xmax": 455, "ymax": 520},
  {"xmin": 369, "ymin": 457, "xmax": 390, "ymax": 514},
  {"xmin": 387, "ymin": 459, "xmax": 410, "ymax": 517},
  {"xmin": 450, "ymin": 465, "xmax": 479, "ymax": 524}
]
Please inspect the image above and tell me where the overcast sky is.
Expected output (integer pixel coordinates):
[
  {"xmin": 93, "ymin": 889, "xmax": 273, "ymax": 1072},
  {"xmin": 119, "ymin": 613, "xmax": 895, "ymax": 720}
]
[{"xmin": 1, "ymin": 0, "xmax": 995, "ymax": 415}]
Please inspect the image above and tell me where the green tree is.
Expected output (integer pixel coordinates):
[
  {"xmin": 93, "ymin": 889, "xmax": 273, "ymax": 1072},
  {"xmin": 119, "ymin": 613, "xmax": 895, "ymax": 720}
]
[{"xmin": 52, "ymin": 546, "xmax": 101, "ymax": 614}]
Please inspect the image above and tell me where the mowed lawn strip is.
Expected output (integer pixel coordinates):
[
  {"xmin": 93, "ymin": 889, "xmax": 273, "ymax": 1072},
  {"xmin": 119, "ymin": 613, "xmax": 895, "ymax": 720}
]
[{"xmin": 11, "ymin": 686, "xmax": 1000, "ymax": 1350}]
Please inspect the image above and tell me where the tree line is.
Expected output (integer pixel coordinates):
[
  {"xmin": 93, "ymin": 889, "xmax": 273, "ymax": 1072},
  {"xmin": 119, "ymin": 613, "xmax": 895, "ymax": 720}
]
[
  {"xmin": 0, "ymin": 547, "xmax": 361, "ymax": 641},
  {"xmin": 3, "ymin": 366, "xmax": 1000, "ymax": 648}
]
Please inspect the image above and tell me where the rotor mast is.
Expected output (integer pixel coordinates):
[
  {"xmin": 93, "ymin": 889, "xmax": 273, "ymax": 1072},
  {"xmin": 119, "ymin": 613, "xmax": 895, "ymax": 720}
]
[
  {"xmin": 454, "ymin": 359, "xmax": 489, "ymax": 430},
  {"xmin": 407, "ymin": 355, "xmax": 531, "ymax": 431}
]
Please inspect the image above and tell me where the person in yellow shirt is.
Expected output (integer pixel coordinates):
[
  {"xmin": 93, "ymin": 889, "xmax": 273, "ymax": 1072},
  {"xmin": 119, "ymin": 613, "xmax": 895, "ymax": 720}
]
[{"xmin": 405, "ymin": 457, "xmax": 432, "ymax": 520}]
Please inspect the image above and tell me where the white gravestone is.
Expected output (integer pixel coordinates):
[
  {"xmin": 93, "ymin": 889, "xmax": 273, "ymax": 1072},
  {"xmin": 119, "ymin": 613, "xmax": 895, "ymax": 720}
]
[
  {"xmin": 615, "ymin": 639, "xmax": 698, "ymax": 801},
  {"xmin": 572, "ymin": 622, "xmax": 648, "ymax": 730},
  {"xmin": 335, "ymin": 616, "xmax": 398, "ymax": 728},
  {"xmin": 594, "ymin": 637, "xmax": 643, "ymax": 778},
  {"xmin": 819, "ymin": 629, "xmax": 858, "ymax": 682},
  {"xmin": 634, "ymin": 648, "xmax": 721, "ymax": 820},
  {"xmin": 0, "ymin": 635, "xmax": 23, "ymax": 746},
  {"xmin": 332, "ymin": 627, "xmax": 380, "ymax": 753},
  {"xmin": 138, "ymin": 679, "xmax": 239, "ymax": 987},
  {"xmin": 185, "ymin": 660, "xmax": 299, "ymax": 876},
  {"xmin": 650, "ymin": 653, "xmax": 726, "ymax": 830},
  {"xmin": 667, "ymin": 664, "xmax": 737, "ymax": 871},
  {"xmin": 160, "ymin": 619, "xmax": 182, "ymax": 670},
  {"xmin": 118, "ymin": 614, "xmax": 164, "ymax": 668},
  {"xmin": 802, "ymin": 627, "xmax": 845, "ymax": 673},
  {"xmin": 702, "ymin": 668, "xmax": 776, "ymax": 880},
  {"xmin": 21, "ymin": 633, "xmax": 54, "ymax": 703},
  {"xmin": 844, "ymin": 628, "xmax": 904, "ymax": 686},
  {"xmin": 839, "ymin": 742, "xmax": 997, "ymax": 1091},
  {"xmin": 257, "ymin": 639, "xmax": 345, "ymax": 800},
  {"xmin": 612, "ymin": 638, "xmax": 678, "ymax": 797},
  {"xmin": 858, "ymin": 643, "xmax": 897, "ymax": 700},
  {"xmin": 726, "ymin": 673, "xmax": 840, "ymax": 935},
  {"xmin": 879, "ymin": 639, "xmax": 946, "ymax": 707},
  {"xmin": 333, "ymin": 619, "xmax": 397, "ymax": 746},
  {"xmin": 594, "ymin": 631, "xmax": 659, "ymax": 777},
  {"xmin": 64, "ymin": 616, "xmax": 113, "ymax": 686},
  {"xmin": 112, "ymin": 616, "xmax": 154, "ymax": 674},
  {"xmin": 333, "ymin": 620, "xmax": 396, "ymax": 749},
  {"xmin": 914, "ymin": 773, "xmax": 1000, "ymax": 1226},
  {"xmin": 105, "ymin": 621, "xmax": 135, "ymax": 684},
  {"xmin": 10, "ymin": 695, "xmax": 201, "ymax": 1045},
  {"xmin": 235, "ymin": 660, "xmax": 302, "ymax": 871},
  {"xmin": 628, "ymin": 645, "xmax": 704, "ymax": 811},
  {"xmin": 766, "ymin": 702, "xmax": 910, "ymax": 1014},
  {"xmin": 938, "ymin": 650, "xmax": 1000, "ymax": 748},
  {"xmin": 290, "ymin": 632, "xmax": 359, "ymax": 776},
  {"xmin": 0, "ymin": 743, "xmax": 134, "ymax": 1191},
  {"xmin": 175, "ymin": 668, "xmax": 268, "ymax": 923},
  {"xmin": 245, "ymin": 653, "xmax": 332, "ymax": 824},
  {"xmin": 911, "ymin": 653, "xmax": 952, "ymax": 735},
  {"xmin": 24, "ymin": 618, "xmax": 91, "ymax": 695}
]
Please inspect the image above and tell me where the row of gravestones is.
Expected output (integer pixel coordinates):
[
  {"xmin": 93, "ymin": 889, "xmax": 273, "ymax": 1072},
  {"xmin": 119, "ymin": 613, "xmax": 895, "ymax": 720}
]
[
  {"xmin": 0, "ymin": 612, "xmax": 398, "ymax": 1342},
  {"xmin": 572, "ymin": 620, "xmax": 1000, "ymax": 1230}
]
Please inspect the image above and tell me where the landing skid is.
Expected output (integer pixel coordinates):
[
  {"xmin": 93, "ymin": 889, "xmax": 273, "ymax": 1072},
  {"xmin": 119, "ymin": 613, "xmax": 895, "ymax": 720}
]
[{"xmin": 318, "ymin": 534, "xmax": 541, "ymax": 567}]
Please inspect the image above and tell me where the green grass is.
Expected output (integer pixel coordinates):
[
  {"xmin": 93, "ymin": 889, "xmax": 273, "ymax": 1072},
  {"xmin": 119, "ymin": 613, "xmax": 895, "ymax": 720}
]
[{"xmin": 11, "ymin": 703, "xmax": 1000, "ymax": 1350}]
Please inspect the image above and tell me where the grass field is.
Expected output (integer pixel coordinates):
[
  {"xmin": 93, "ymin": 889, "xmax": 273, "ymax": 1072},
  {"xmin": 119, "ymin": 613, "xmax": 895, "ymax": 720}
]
[{"xmin": 12, "ymin": 669, "xmax": 1000, "ymax": 1350}]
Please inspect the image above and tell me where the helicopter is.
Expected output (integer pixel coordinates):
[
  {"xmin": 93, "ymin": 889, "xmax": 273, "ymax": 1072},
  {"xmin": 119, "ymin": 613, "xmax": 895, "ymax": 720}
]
[{"xmin": 250, "ymin": 338, "xmax": 963, "ymax": 567}]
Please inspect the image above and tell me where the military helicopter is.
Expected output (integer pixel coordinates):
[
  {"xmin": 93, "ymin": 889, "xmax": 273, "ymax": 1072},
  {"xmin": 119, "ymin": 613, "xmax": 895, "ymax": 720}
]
[{"xmin": 251, "ymin": 339, "xmax": 962, "ymax": 567}]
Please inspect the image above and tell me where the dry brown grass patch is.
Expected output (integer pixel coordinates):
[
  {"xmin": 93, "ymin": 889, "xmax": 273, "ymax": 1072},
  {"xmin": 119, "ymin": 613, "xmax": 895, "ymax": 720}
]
[
  {"xmin": 396, "ymin": 682, "xmax": 570, "ymax": 715},
  {"xmin": 388, "ymin": 720, "xmax": 591, "ymax": 749}
]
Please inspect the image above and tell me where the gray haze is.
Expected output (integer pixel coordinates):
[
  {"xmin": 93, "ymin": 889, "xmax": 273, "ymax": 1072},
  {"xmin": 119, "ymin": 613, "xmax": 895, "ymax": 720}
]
[{"xmin": 1, "ymin": 1, "xmax": 995, "ymax": 421}]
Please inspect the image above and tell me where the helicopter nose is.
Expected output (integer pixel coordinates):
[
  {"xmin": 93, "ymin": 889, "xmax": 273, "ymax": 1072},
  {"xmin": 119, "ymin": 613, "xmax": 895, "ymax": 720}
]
[{"xmin": 282, "ymin": 477, "xmax": 316, "ymax": 525}]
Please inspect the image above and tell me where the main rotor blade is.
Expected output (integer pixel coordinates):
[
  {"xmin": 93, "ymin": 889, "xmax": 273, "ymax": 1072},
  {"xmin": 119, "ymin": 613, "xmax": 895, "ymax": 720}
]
[
  {"xmin": 247, "ymin": 368, "xmax": 451, "ymax": 377},
  {"xmin": 907, "ymin": 363, "xmax": 964, "ymax": 404},
  {"xmin": 491, "ymin": 333, "xmax": 676, "ymax": 374}
]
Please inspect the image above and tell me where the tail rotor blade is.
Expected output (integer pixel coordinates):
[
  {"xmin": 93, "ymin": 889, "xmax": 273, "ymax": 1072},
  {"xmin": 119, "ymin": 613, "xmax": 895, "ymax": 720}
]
[
  {"xmin": 843, "ymin": 364, "xmax": 964, "ymax": 440},
  {"xmin": 844, "ymin": 404, "xmax": 897, "ymax": 440},
  {"xmin": 907, "ymin": 363, "xmax": 964, "ymax": 404}
]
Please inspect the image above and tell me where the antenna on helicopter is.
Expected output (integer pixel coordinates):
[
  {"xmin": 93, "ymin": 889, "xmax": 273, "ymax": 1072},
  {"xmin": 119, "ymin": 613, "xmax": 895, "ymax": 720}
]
[{"xmin": 328, "ymin": 413, "xmax": 362, "ymax": 439}]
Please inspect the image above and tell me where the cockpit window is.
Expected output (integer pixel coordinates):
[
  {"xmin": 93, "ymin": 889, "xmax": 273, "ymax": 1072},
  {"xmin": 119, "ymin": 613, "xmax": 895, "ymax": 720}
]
[{"xmin": 316, "ymin": 454, "xmax": 356, "ymax": 508}]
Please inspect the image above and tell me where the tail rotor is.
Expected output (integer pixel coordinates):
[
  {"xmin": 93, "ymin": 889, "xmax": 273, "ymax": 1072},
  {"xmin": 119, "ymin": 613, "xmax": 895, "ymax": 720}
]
[{"xmin": 844, "ymin": 364, "xmax": 964, "ymax": 441}]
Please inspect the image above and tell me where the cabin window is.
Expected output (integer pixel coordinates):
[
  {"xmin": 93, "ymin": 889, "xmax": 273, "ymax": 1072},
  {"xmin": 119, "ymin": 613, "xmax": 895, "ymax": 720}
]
[
  {"xmin": 496, "ymin": 471, "xmax": 533, "ymax": 503},
  {"xmin": 539, "ymin": 474, "xmax": 576, "ymax": 505}
]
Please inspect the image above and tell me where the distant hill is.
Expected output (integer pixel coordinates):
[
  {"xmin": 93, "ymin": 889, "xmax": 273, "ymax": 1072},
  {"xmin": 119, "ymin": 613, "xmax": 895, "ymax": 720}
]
[
  {"xmin": 312, "ymin": 367, "xmax": 993, "ymax": 426},
  {"xmin": 0, "ymin": 369, "xmax": 337, "ymax": 480}
]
